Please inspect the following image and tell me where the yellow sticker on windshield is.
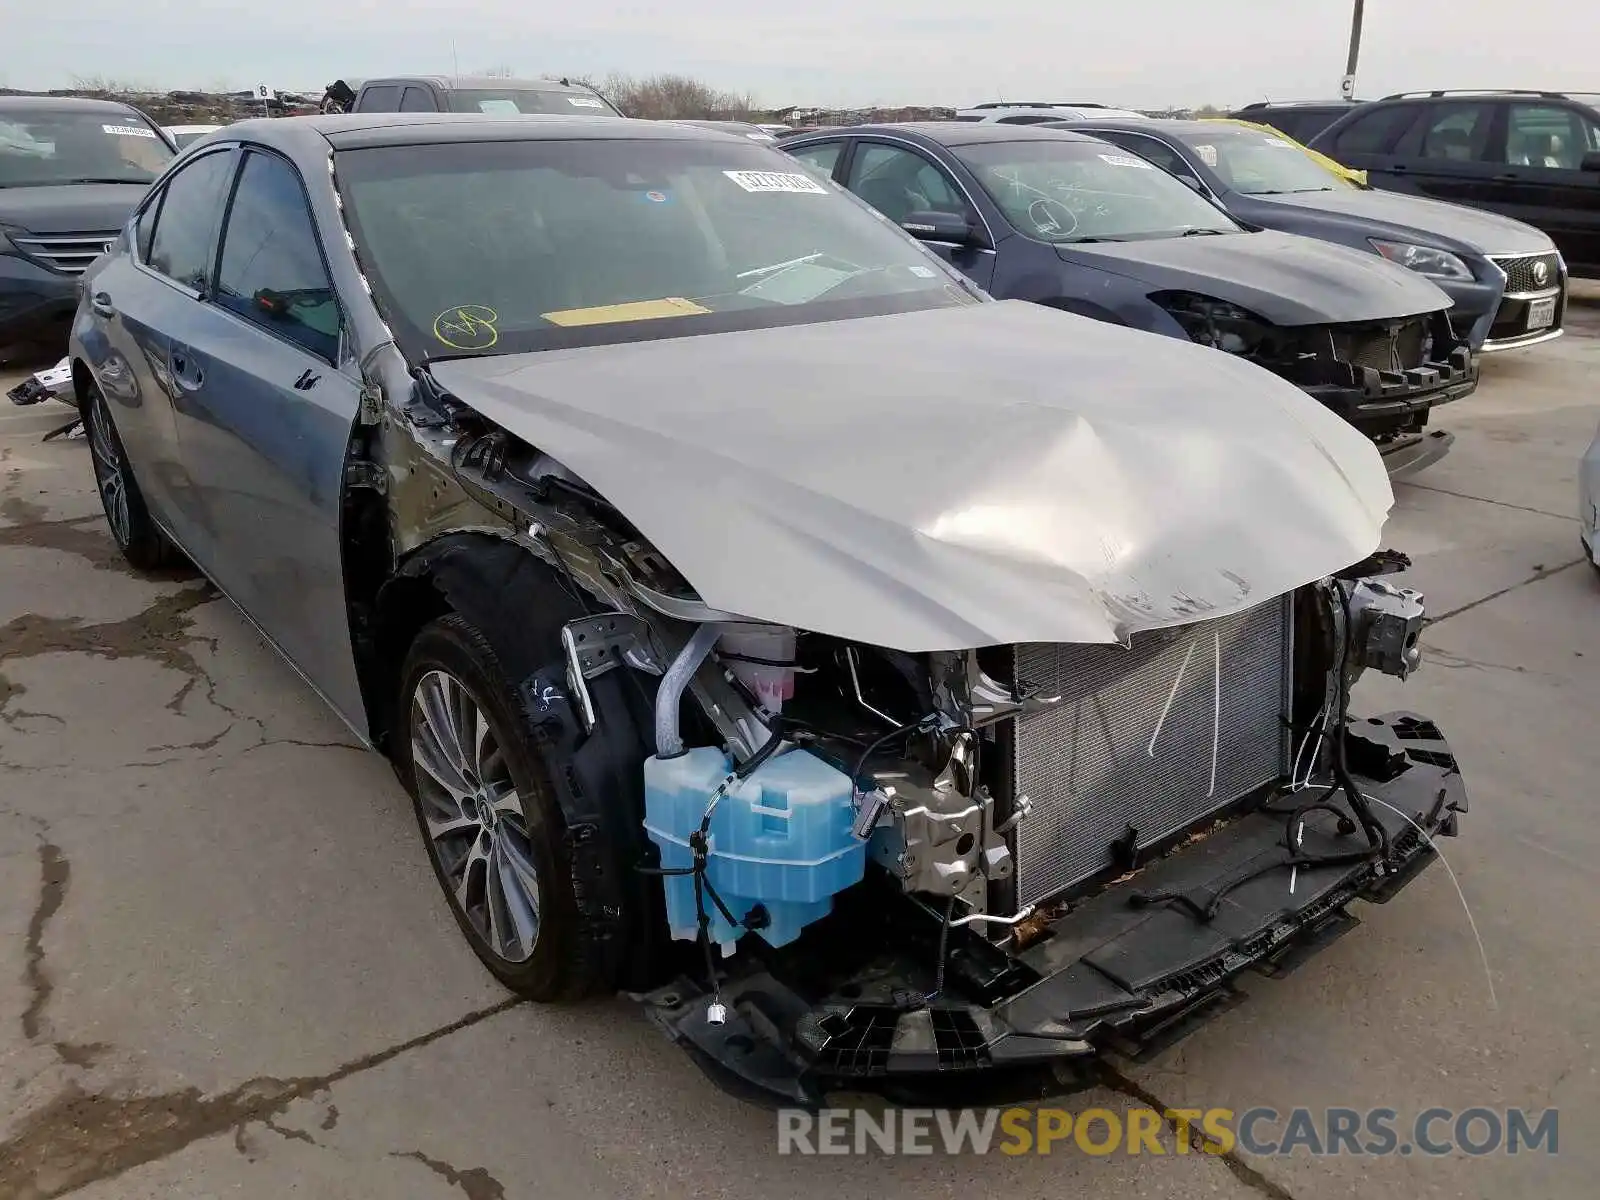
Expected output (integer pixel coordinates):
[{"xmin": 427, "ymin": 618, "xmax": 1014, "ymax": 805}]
[
  {"xmin": 433, "ymin": 305, "xmax": 499, "ymax": 350},
  {"xmin": 541, "ymin": 297, "xmax": 711, "ymax": 327}
]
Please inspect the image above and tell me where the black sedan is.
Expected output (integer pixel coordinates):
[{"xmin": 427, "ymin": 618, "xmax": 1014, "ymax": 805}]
[
  {"xmin": 1051, "ymin": 118, "xmax": 1567, "ymax": 353},
  {"xmin": 782, "ymin": 122, "xmax": 1478, "ymax": 473}
]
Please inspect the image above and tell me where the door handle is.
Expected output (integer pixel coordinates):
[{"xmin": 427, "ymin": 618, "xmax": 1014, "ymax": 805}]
[
  {"xmin": 1493, "ymin": 172, "xmax": 1521, "ymax": 181},
  {"xmin": 1389, "ymin": 164, "xmax": 1409, "ymax": 174},
  {"xmin": 170, "ymin": 348, "xmax": 204, "ymax": 391},
  {"xmin": 90, "ymin": 292, "xmax": 115, "ymax": 318}
]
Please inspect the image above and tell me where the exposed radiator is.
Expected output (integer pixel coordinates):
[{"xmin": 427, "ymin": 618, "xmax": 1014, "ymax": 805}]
[{"xmin": 1009, "ymin": 597, "xmax": 1291, "ymax": 906}]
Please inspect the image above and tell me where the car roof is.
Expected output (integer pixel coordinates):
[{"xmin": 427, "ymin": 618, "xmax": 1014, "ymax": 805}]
[
  {"xmin": 1235, "ymin": 100, "xmax": 1355, "ymax": 111},
  {"xmin": 798, "ymin": 121, "xmax": 1101, "ymax": 146},
  {"xmin": 361, "ymin": 75, "xmax": 597, "ymax": 94},
  {"xmin": 1044, "ymin": 118, "xmax": 1202, "ymax": 138},
  {"xmin": 0, "ymin": 95, "xmax": 148, "ymax": 116},
  {"xmin": 214, "ymin": 112, "xmax": 715, "ymax": 154}
]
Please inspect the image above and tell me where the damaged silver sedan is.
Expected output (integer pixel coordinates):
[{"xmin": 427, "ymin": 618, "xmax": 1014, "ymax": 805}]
[{"xmin": 68, "ymin": 114, "xmax": 1466, "ymax": 1102}]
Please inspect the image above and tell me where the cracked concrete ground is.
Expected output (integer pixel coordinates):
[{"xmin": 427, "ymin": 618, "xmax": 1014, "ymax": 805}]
[{"xmin": 2, "ymin": 315, "xmax": 1598, "ymax": 1199}]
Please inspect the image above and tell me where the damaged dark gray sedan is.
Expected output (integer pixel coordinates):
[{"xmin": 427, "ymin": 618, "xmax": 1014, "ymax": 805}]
[
  {"xmin": 783, "ymin": 123, "xmax": 1479, "ymax": 475},
  {"xmin": 69, "ymin": 114, "xmax": 1467, "ymax": 1103}
]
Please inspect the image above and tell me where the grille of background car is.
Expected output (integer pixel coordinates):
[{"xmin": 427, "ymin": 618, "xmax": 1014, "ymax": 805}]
[
  {"xmin": 11, "ymin": 231, "xmax": 119, "ymax": 275},
  {"xmin": 1008, "ymin": 597, "xmax": 1290, "ymax": 906},
  {"xmin": 1490, "ymin": 252, "xmax": 1562, "ymax": 296}
]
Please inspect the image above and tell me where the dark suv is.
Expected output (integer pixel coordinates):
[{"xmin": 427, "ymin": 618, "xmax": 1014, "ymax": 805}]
[
  {"xmin": 1311, "ymin": 90, "xmax": 1600, "ymax": 275},
  {"xmin": 1228, "ymin": 100, "xmax": 1357, "ymax": 143},
  {"xmin": 1, "ymin": 96, "xmax": 175, "ymax": 355},
  {"xmin": 350, "ymin": 75, "xmax": 623, "ymax": 118}
]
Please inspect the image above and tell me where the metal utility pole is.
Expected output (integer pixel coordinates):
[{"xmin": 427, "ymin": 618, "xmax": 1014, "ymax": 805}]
[{"xmin": 1342, "ymin": 0, "xmax": 1365, "ymax": 100}]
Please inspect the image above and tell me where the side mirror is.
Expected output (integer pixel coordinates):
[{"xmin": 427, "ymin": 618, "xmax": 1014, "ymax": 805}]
[
  {"xmin": 901, "ymin": 210, "xmax": 977, "ymax": 245},
  {"xmin": 1581, "ymin": 151, "xmax": 1600, "ymax": 173}
]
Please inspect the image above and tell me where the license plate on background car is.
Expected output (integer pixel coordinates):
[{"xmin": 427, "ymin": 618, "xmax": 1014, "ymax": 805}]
[{"xmin": 1527, "ymin": 296, "xmax": 1557, "ymax": 330}]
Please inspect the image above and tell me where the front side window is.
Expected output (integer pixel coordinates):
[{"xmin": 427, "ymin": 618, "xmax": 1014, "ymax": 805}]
[
  {"xmin": 0, "ymin": 108, "xmax": 173, "ymax": 188},
  {"xmin": 1505, "ymin": 104, "xmax": 1600, "ymax": 169},
  {"xmin": 954, "ymin": 138, "xmax": 1239, "ymax": 242},
  {"xmin": 846, "ymin": 143, "xmax": 968, "ymax": 223},
  {"xmin": 215, "ymin": 151, "xmax": 340, "ymax": 360},
  {"xmin": 445, "ymin": 89, "xmax": 622, "ymax": 116},
  {"xmin": 146, "ymin": 150, "xmax": 236, "ymax": 291},
  {"xmin": 1415, "ymin": 104, "xmax": 1493, "ymax": 162},
  {"xmin": 334, "ymin": 137, "xmax": 974, "ymax": 361},
  {"xmin": 1175, "ymin": 127, "xmax": 1350, "ymax": 195}
]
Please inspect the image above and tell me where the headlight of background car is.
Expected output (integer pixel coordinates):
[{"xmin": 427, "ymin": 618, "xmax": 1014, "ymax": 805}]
[
  {"xmin": 1369, "ymin": 239, "xmax": 1474, "ymax": 281},
  {"xmin": 1150, "ymin": 291, "xmax": 1270, "ymax": 355}
]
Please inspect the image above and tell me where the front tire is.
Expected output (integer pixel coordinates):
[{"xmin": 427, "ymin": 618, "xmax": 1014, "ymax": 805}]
[
  {"xmin": 396, "ymin": 614, "xmax": 601, "ymax": 1001},
  {"xmin": 83, "ymin": 383, "xmax": 179, "ymax": 571}
]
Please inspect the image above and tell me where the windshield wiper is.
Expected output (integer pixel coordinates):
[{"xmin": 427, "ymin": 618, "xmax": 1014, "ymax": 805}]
[
  {"xmin": 55, "ymin": 176, "xmax": 150, "ymax": 186},
  {"xmin": 1179, "ymin": 227, "xmax": 1230, "ymax": 236}
]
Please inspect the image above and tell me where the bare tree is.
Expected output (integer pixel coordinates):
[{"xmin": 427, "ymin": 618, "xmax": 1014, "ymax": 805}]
[{"xmin": 590, "ymin": 73, "xmax": 754, "ymax": 120}]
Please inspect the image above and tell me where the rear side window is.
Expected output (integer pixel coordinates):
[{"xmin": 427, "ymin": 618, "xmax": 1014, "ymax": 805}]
[
  {"xmin": 1098, "ymin": 132, "xmax": 1191, "ymax": 176},
  {"xmin": 147, "ymin": 150, "xmax": 236, "ymax": 291},
  {"xmin": 400, "ymin": 87, "xmax": 436, "ymax": 112},
  {"xmin": 1333, "ymin": 105, "xmax": 1419, "ymax": 155},
  {"xmin": 1411, "ymin": 103, "xmax": 1494, "ymax": 161},
  {"xmin": 215, "ymin": 151, "xmax": 340, "ymax": 360},
  {"xmin": 358, "ymin": 85, "xmax": 402, "ymax": 112},
  {"xmin": 787, "ymin": 141, "xmax": 844, "ymax": 179}
]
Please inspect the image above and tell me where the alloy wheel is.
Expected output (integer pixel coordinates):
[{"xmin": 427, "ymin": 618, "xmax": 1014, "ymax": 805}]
[
  {"xmin": 86, "ymin": 397, "xmax": 131, "ymax": 547},
  {"xmin": 409, "ymin": 668, "xmax": 542, "ymax": 963}
]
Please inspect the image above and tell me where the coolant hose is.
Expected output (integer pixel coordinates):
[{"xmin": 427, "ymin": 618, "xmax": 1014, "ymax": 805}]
[{"xmin": 655, "ymin": 623, "xmax": 724, "ymax": 759}]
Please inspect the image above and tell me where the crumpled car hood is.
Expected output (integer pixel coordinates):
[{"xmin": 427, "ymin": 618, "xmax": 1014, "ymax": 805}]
[
  {"xmin": 1057, "ymin": 229, "xmax": 1450, "ymax": 326},
  {"xmin": 430, "ymin": 300, "xmax": 1394, "ymax": 651}
]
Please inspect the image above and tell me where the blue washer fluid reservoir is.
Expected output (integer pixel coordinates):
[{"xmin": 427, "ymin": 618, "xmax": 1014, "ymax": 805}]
[{"xmin": 643, "ymin": 746, "xmax": 865, "ymax": 956}]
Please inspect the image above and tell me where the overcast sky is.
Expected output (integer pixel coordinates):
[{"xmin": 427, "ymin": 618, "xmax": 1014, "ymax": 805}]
[{"xmin": 7, "ymin": 1, "xmax": 1597, "ymax": 108}]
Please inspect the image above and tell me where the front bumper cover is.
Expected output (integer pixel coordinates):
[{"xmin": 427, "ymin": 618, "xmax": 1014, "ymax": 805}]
[
  {"xmin": 639, "ymin": 711, "xmax": 1465, "ymax": 1105},
  {"xmin": 1295, "ymin": 342, "xmax": 1479, "ymax": 442}
]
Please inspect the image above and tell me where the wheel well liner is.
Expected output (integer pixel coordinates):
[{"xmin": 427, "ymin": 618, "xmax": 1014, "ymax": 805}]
[{"xmin": 371, "ymin": 532, "xmax": 669, "ymax": 988}]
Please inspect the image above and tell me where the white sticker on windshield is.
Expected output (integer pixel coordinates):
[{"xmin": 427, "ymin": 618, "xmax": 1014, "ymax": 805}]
[
  {"xmin": 1264, "ymin": 136, "xmax": 1293, "ymax": 148},
  {"xmin": 1194, "ymin": 143, "xmax": 1219, "ymax": 167},
  {"xmin": 103, "ymin": 124, "xmax": 156, "ymax": 138},
  {"xmin": 567, "ymin": 97, "xmax": 606, "ymax": 108},
  {"xmin": 908, "ymin": 265, "xmax": 937, "ymax": 278},
  {"xmin": 1099, "ymin": 152, "xmax": 1153, "ymax": 169},
  {"xmin": 723, "ymin": 169, "xmax": 828, "ymax": 194},
  {"xmin": 476, "ymin": 99, "xmax": 519, "ymax": 114}
]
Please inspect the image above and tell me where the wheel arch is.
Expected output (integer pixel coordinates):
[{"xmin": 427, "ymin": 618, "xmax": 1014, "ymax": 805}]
[{"xmin": 365, "ymin": 529, "xmax": 668, "ymax": 989}]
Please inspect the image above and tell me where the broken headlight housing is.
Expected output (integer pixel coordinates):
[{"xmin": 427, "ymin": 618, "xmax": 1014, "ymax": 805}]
[{"xmin": 1151, "ymin": 291, "xmax": 1270, "ymax": 355}]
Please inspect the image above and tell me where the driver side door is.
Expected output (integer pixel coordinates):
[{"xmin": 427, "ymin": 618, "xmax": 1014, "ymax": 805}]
[
  {"xmin": 165, "ymin": 146, "xmax": 369, "ymax": 732},
  {"xmin": 842, "ymin": 141, "xmax": 998, "ymax": 290}
]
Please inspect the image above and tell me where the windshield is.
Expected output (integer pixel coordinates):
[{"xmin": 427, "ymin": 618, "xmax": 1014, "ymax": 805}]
[
  {"xmin": 0, "ymin": 109, "xmax": 173, "ymax": 187},
  {"xmin": 335, "ymin": 137, "xmax": 975, "ymax": 359},
  {"xmin": 1180, "ymin": 127, "xmax": 1352, "ymax": 195},
  {"xmin": 445, "ymin": 89, "xmax": 622, "ymax": 116},
  {"xmin": 953, "ymin": 139, "xmax": 1239, "ymax": 243}
]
